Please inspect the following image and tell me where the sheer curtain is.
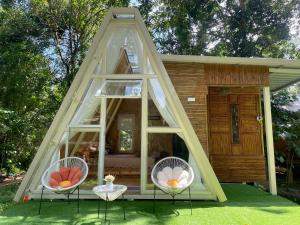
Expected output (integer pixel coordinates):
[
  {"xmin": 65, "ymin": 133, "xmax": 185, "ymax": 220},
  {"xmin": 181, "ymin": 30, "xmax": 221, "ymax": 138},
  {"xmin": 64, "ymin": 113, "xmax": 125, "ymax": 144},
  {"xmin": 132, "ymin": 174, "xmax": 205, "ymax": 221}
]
[{"xmin": 71, "ymin": 79, "xmax": 103, "ymax": 126}]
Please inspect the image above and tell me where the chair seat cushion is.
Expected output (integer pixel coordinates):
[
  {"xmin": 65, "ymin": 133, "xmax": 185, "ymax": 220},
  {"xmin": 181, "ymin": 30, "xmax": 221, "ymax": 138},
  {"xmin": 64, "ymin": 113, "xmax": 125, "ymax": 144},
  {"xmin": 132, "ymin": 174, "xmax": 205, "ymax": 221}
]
[
  {"xmin": 59, "ymin": 167, "xmax": 70, "ymax": 180},
  {"xmin": 59, "ymin": 180, "xmax": 72, "ymax": 188},
  {"xmin": 49, "ymin": 167, "xmax": 83, "ymax": 188},
  {"xmin": 68, "ymin": 167, "xmax": 81, "ymax": 180},
  {"xmin": 49, "ymin": 178, "xmax": 59, "ymax": 188},
  {"xmin": 50, "ymin": 171, "xmax": 62, "ymax": 183}
]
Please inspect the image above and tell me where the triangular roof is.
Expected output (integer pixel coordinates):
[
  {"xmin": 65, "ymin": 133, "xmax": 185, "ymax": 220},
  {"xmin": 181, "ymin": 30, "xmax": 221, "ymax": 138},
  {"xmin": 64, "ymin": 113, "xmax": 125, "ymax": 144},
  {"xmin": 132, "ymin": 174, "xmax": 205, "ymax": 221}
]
[{"xmin": 15, "ymin": 7, "xmax": 226, "ymax": 202}]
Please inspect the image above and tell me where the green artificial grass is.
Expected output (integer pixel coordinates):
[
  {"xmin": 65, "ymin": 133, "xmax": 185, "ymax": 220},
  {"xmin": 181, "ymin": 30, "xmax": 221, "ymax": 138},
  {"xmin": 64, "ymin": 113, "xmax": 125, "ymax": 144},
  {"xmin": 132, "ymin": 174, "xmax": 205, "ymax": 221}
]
[{"xmin": 0, "ymin": 184, "xmax": 300, "ymax": 225}]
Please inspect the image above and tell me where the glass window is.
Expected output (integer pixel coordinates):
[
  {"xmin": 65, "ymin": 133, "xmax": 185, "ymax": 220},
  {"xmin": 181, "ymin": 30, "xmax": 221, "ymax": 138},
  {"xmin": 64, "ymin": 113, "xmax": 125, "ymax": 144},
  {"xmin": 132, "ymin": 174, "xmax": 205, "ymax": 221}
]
[
  {"xmin": 106, "ymin": 26, "xmax": 143, "ymax": 74},
  {"xmin": 231, "ymin": 104, "xmax": 240, "ymax": 144},
  {"xmin": 148, "ymin": 79, "xmax": 178, "ymax": 127},
  {"xmin": 68, "ymin": 131, "xmax": 99, "ymax": 189},
  {"xmin": 71, "ymin": 79, "xmax": 103, "ymax": 125},
  {"xmin": 95, "ymin": 80, "xmax": 142, "ymax": 97},
  {"xmin": 118, "ymin": 114, "xmax": 134, "ymax": 152}
]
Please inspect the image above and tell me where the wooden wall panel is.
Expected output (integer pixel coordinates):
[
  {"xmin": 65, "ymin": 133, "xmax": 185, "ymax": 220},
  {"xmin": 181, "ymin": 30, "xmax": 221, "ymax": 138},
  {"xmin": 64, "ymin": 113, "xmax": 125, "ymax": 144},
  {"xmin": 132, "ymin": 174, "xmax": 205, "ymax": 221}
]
[
  {"xmin": 204, "ymin": 64, "xmax": 269, "ymax": 86},
  {"xmin": 208, "ymin": 87, "xmax": 266, "ymax": 183},
  {"xmin": 163, "ymin": 62, "xmax": 209, "ymax": 155},
  {"xmin": 211, "ymin": 155, "xmax": 266, "ymax": 182}
]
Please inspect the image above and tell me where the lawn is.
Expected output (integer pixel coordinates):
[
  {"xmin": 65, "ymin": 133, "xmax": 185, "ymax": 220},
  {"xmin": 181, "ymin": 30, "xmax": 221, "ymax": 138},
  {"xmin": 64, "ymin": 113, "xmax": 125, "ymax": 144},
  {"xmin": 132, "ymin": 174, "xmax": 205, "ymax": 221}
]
[{"xmin": 0, "ymin": 184, "xmax": 299, "ymax": 225}]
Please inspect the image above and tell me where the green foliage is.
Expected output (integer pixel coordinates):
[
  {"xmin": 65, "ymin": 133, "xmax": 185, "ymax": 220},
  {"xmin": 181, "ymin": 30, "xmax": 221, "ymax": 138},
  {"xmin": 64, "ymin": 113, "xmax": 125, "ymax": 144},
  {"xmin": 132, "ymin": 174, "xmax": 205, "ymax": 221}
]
[
  {"xmin": 0, "ymin": 183, "xmax": 18, "ymax": 212},
  {"xmin": 212, "ymin": 0, "xmax": 295, "ymax": 57},
  {"xmin": 271, "ymin": 88, "xmax": 298, "ymax": 141},
  {"xmin": 0, "ymin": 2, "xmax": 57, "ymax": 174},
  {"xmin": 137, "ymin": 0, "xmax": 299, "ymax": 58},
  {"xmin": 271, "ymin": 87, "xmax": 300, "ymax": 187},
  {"xmin": 29, "ymin": 0, "xmax": 129, "ymax": 92},
  {"xmin": 0, "ymin": 0, "xmax": 130, "ymax": 174}
]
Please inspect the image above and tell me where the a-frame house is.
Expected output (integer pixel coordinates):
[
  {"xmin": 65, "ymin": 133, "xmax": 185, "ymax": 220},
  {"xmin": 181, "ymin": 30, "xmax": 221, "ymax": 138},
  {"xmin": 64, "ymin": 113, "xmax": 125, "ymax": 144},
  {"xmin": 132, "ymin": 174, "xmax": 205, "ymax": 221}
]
[{"xmin": 14, "ymin": 7, "xmax": 226, "ymax": 202}]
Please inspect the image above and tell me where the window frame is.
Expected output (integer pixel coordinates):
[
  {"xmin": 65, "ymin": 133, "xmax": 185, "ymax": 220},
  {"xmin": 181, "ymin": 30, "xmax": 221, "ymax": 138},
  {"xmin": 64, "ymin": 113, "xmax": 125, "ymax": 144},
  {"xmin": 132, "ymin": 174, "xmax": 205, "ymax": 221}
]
[{"xmin": 230, "ymin": 104, "xmax": 240, "ymax": 144}]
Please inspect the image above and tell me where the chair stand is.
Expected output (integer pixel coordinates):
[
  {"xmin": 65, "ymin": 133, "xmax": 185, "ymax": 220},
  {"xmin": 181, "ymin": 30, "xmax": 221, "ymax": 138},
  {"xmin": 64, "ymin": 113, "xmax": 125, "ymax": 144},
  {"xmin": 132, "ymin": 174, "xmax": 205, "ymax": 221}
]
[
  {"xmin": 38, "ymin": 185, "xmax": 80, "ymax": 214},
  {"xmin": 153, "ymin": 186, "xmax": 192, "ymax": 215}
]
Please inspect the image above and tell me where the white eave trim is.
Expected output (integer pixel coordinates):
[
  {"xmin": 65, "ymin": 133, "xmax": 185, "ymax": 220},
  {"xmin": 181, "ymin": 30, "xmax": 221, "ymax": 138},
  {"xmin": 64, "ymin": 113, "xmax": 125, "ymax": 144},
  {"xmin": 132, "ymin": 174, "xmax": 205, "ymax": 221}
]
[
  {"xmin": 160, "ymin": 54, "xmax": 300, "ymax": 68},
  {"xmin": 161, "ymin": 54, "xmax": 300, "ymax": 91}
]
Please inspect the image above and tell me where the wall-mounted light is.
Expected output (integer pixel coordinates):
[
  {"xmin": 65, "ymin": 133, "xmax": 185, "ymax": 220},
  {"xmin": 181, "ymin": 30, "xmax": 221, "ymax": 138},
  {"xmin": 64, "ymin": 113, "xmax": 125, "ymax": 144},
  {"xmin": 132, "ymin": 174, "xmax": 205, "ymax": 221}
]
[{"xmin": 187, "ymin": 97, "xmax": 196, "ymax": 102}]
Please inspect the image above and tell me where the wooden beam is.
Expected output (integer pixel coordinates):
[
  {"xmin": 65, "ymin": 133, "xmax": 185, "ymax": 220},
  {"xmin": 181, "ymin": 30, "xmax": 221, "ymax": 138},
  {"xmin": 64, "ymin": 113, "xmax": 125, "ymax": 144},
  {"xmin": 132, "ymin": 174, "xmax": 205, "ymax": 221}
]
[
  {"xmin": 146, "ymin": 127, "xmax": 182, "ymax": 133},
  {"xmin": 68, "ymin": 125, "xmax": 101, "ymax": 132},
  {"xmin": 263, "ymin": 86, "xmax": 277, "ymax": 195},
  {"xmin": 106, "ymin": 99, "xmax": 122, "ymax": 133},
  {"xmin": 269, "ymin": 68, "xmax": 300, "ymax": 75},
  {"xmin": 98, "ymin": 98, "xmax": 107, "ymax": 184},
  {"xmin": 92, "ymin": 74, "xmax": 156, "ymax": 79},
  {"xmin": 106, "ymin": 99, "xmax": 115, "ymax": 115},
  {"xmin": 69, "ymin": 132, "xmax": 85, "ymax": 156},
  {"xmin": 140, "ymin": 78, "xmax": 148, "ymax": 193}
]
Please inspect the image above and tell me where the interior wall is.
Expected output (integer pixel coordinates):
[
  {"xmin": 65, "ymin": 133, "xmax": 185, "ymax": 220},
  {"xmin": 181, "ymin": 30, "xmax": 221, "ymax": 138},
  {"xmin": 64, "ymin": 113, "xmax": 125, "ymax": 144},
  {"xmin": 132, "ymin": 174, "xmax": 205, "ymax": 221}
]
[{"xmin": 106, "ymin": 99, "xmax": 141, "ymax": 155}]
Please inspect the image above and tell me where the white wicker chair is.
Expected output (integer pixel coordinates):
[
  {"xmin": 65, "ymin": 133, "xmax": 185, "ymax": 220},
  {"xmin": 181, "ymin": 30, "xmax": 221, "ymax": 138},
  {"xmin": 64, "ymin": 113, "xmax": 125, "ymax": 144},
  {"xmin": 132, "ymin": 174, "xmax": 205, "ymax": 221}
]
[
  {"xmin": 39, "ymin": 157, "xmax": 89, "ymax": 214},
  {"xmin": 151, "ymin": 156, "xmax": 194, "ymax": 215}
]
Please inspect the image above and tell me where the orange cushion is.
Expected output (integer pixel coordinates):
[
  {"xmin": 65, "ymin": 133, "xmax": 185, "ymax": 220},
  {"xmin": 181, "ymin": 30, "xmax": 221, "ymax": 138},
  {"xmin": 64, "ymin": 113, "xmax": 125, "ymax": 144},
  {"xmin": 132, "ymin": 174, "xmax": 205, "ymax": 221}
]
[
  {"xmin": 59, "ymin": 167, "xmax": 70, "ymax": 180},
  {"xmin": 68, "ymin": 167, "xmax": 81, "ymax": 181},
  {"xmin": 50, "ymin": 171, "xmax": 62, "ymax": 183},
  {"xmin": 49, "ymin": 178, "xmax": 59, "ymax": 188},
  {"xmin": 72, "ymin": 170, "xmax": 83, "ymax": 181},
  {"xmin": 167, "ymin": 179, "xmax": 178, "ymax": 187},
  {"xmin": 59, "ymin": 180, "xmax": 72, "ymax": 188},
  {"xmin": 71, "ymin": 177, "xmax": 80, "ymax": 186}
]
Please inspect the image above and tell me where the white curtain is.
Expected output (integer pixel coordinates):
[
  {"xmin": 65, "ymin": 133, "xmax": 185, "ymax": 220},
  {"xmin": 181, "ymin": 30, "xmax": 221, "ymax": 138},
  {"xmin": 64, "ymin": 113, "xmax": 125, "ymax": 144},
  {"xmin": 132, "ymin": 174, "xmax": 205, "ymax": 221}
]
[
  {"xmin": 71, "ymin": 79, "xmax": 103, "ymax": 126},
  {"xmin": 148, "ymin": 78, "xmax": 178, "ymax": 127},
  {"xmin": 106, "ymin": 26, "xmax": 143, "ymax": 74}
]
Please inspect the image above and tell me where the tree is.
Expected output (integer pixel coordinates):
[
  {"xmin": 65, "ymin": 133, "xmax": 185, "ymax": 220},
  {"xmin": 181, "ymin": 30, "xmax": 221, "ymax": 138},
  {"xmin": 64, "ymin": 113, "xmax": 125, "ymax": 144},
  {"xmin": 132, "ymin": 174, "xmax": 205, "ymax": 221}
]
[
  {"xmin": 30, "ymin": 0, "xmax": 129, "ymax": 93},
  {"xmin": 212, "ymin": 0, "xmax": 296, "ymax": 57},
  {"xmin": 0, "ymin": 0, "xmax": 130, "ymax": 174},
  {"xmin": 138, "ymin": 0, "xmax": 220, "ymax": 54},
  {"xmin": 271, "ymin": 88, "xmax": 300, "ymax": 188},
  {"xmin": 137, "ymin": 0, "xmax": 299, "ymax": 58},
  {"xmin": 0, "ymin": 2, "xmax": 56, "ymax": 174}
]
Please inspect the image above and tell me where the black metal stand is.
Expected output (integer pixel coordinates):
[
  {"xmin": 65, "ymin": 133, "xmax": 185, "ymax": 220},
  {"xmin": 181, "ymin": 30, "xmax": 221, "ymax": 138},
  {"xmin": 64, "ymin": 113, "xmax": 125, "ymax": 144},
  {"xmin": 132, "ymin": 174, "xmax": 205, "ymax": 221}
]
[
  {"xmin": 153, "ymin": 185, "xmax": 156, "ymax": 213},
  {"xmin": 38, "ymin": 185, "xmax": 80, "ymax": 214},
  {"xmin": 38, "ymin": 186, "xmax": 45, "ymax": 214},
  {"xmin": 122, "ymin": 193, "xmax": 126, "ymax": 220},
  {"xmin": 97, "ymin": 193, "xmax": 126, "ymax": 223},
  {"xmin": 152, "ymin": 186, "xmax": 192, "ymax": 215}
]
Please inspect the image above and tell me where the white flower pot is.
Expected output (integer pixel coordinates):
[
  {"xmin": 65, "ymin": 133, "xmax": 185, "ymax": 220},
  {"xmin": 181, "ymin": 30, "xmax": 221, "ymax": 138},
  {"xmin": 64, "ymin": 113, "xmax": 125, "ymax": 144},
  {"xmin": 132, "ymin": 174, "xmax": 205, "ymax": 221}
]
[{"xmin": 106, "ymin": 181, "xmax": 113, "ymax": 191}]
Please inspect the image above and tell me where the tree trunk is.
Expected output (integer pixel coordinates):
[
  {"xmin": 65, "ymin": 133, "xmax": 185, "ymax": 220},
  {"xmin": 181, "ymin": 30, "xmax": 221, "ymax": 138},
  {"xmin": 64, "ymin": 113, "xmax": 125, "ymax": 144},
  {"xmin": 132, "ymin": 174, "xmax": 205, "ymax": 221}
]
[{"xmin": 286, "ymin": 150, "xmax": 294, "ymax": 190}]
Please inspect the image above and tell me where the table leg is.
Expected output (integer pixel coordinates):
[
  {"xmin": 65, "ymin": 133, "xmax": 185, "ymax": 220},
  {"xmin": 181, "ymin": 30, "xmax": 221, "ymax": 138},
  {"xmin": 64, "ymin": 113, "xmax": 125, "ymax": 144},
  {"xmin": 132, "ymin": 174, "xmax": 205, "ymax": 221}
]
[
  {"xmin": 105, "ymin": 194, "xmax": 108, "ymax": 222},
  {"xmin": 122, "ymin": 193, "xmax": 126, "ymax": 220},
  {"xmin": 98, "ymin": 197, "xmax": 100, "ymax": 218}
]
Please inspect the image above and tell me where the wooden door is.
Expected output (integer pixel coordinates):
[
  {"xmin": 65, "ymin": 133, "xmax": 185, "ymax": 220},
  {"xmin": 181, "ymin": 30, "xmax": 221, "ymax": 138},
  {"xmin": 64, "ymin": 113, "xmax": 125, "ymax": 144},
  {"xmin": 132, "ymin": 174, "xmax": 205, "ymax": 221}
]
[{"xmin": 208, "ymin": 87, "xmax": 266, "ymax": 183}]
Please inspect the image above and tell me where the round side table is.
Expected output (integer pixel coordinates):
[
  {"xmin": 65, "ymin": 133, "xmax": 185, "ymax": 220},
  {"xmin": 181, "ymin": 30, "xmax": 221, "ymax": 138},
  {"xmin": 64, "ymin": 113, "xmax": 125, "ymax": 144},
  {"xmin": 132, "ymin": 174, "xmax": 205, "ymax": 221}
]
[{"xmin": 93, "ymin": 184, "xmax": 127, "ymax": 223}]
